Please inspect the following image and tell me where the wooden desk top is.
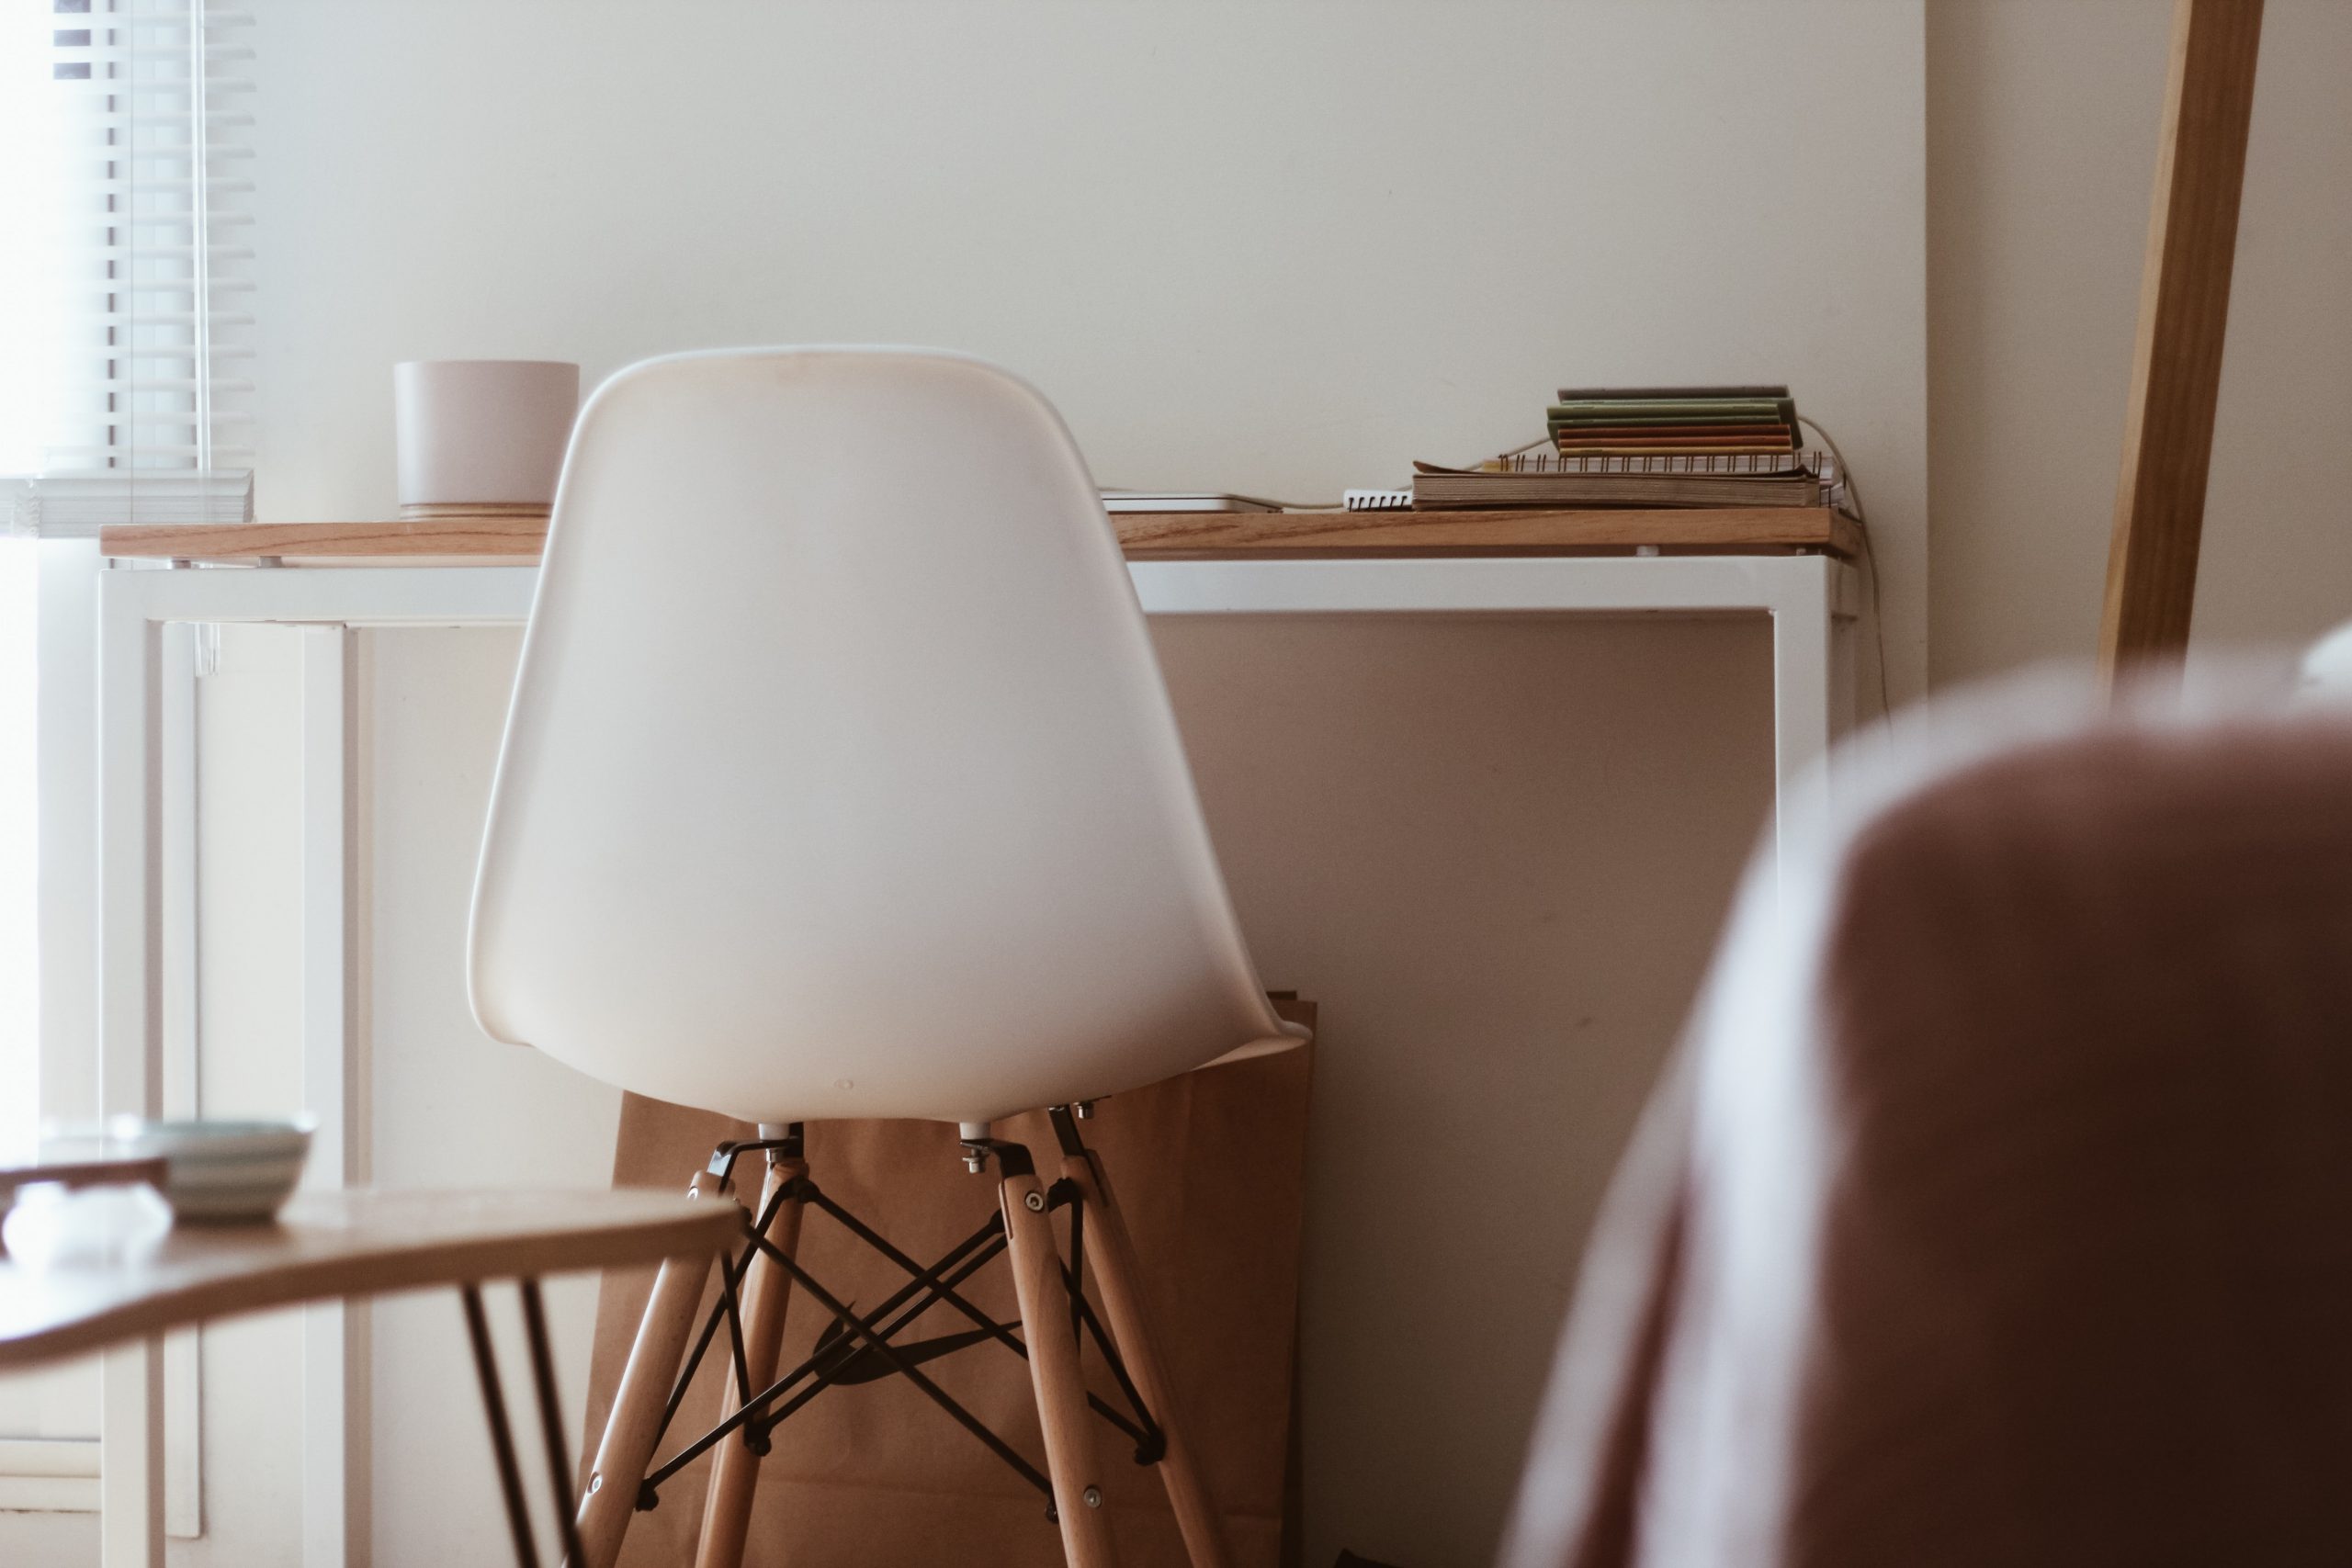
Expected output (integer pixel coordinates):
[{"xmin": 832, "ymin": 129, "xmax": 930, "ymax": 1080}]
[
  {"xmin": 97, "ymin": 506, "xmax": 1860, "ymax": 563},
  {"xmin": 0, "ymin": 1187, "xmax": 741, "ymax": 1370}
]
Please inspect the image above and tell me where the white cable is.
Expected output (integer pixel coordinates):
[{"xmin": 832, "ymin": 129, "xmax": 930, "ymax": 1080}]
[{"xmin": 1800, "ymin": 414, "xmax": 1894, "ymax": 726}]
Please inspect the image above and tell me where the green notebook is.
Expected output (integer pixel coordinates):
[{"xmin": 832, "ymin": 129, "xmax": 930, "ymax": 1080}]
[
  {"xmin": 1549, "ymin": 399, "xmax": 1785, "ymax": 422},
  {"xmin": 1555, "ymin": 384, "xmax": 1790, "ymax": 401}
]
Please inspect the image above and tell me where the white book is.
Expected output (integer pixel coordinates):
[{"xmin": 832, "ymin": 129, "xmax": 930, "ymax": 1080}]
[
  {"xmin": 1099, "ymin": 491, "xmax": 1280, "ymax": 513},
  {"xmin": 6, "ymin": 471, "xmax": 254, "ymax": 536}
]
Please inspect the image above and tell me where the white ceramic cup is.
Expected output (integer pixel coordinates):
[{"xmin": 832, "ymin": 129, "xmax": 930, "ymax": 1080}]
[{"xmin": 393, "ymin": 359, "xmax": 581, "ymax": 509}]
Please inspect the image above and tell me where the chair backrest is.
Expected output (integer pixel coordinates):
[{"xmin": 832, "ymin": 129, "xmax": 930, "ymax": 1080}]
[
  {"xmin": 1498, "ymin": 687, "xmax": 2352, "ymax": 1568},
  {"xmin": 469, "ymin": 348, "xmax": 1300, "ymax": 1124}
]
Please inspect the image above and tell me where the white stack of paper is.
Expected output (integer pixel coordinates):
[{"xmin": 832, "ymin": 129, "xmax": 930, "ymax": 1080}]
[
  {"xmin": 1097, "ymin": 490, "xmax": 1280, "ymax": 513},
  {"xmin": 5, "ymin": 472, "xmax": 255, "ymax": 537}
]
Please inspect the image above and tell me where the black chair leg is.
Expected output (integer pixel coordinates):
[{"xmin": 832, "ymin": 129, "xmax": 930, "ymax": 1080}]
[{"xmin": 461, "ymin": 1278, "xmax": 591, "ymax": 1568}]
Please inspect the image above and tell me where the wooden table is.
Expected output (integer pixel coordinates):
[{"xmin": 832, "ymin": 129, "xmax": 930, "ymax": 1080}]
[
  {"xmin": 0, "ymin": 1188, "xmax": 741, "ymax": 1568},
  {"xmin": 76, "ymin": 507, "xmax": 1859, "ymax": 1560}
]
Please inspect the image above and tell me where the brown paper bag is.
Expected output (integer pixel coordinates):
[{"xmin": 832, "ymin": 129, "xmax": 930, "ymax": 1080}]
[{"xmin": 582, "ymin": 1007, "xmax": 1313, "ymax": 1568}]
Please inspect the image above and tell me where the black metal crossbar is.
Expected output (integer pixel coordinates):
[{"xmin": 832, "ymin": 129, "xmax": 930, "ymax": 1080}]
[
  {"xmin": 748, "ymin": 1228, "xmax": 1059, "ymax": 1498},
  {"xmin": 1063, "ymin": 1258, "xmax": 1165, "ymax": 1463},
  {"xmin": 716, "ymin": 1246, "xmax": 755, "ymax": 1406},
  {"xmin": 640, "ymin": 1212, "xmax": 1012, "ymax": 1495},
  {"xmin": 1066, "ymin": 1176, "xmax": 1088, "ymax": 1350},
  {"xmin": 749, "ymin": 1226, "xmax": 1013, "ymax": 1430},
  {"xmin": 645, "ymin": 1174, "xmax": 800, "ymax": 1461},
  {"xmin": 764, "ymin": 1179, "xmax": 1158, "ymax": 1453},
  {"xmin": 797, "ymin": 1182, "xmax": 1026, "ymax": 1359},
  {"xmin": 631, "ymin": 1133, "xmax": 1168, "ymax": 1519}
]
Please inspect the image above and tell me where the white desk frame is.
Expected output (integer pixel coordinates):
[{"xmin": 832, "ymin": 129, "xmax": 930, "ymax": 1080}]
[{"xmin": 89, "ymin": 552, "xmax": 1857, "ymax": 1566}]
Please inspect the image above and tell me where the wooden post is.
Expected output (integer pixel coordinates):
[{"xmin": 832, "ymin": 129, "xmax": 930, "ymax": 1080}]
[
  {"xmin": 695, "ymin": 1153, "xmax": 808, "ymax": 1568},
  {"xmin": 2098, "ymin": 0, "xmax": 2264, "ymax": 683},
  {"xmin": 1056, "ymin": 1142, "xmax": 1236, "ymax": 1568},
  {"xmin": 573, "ymin": 1170, "xmax": 730, "ymax": 1568},
  {"xmin": 1000, "ymin": 1159, "xmax": 1123, "ymax": 1568}
]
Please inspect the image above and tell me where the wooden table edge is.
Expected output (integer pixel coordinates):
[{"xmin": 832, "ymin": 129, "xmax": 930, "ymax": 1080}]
[
  {"xmin": 96, "ymin": 506, "xmax": 1860, "ymax": 563},
  {"xmin": 0, "ymin": 1197, "xmax": 743, "ymax": 1371}
]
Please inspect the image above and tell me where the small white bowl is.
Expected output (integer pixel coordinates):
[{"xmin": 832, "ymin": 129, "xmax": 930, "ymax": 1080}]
[{"xmin": 106, "ymin": 1116, "xmax": 315, "ymax": 1224}]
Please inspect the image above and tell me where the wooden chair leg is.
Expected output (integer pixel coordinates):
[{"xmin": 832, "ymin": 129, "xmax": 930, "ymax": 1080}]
[
  {"xmin": 999, "ymin": 1149, "xmax": 1124, "ymax": 1568},
  {"xmin": 694, "ymin": 1148, "xmax": 808, "ymax": 1568},
  {"xmin": 1055, "ymin": 1130, "xmax": 1237, "ymax": 1568},
  {"xmin": 575, "ymin": 1168, "xmax": 730, "ymax": 1568}
]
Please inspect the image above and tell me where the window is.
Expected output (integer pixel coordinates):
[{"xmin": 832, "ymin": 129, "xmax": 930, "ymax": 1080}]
[
  {"xmin": 0, "ymin": 3, "xmax": 260, "ymax": 1494},
  {"xmin": 0, "ymin": 0, "xmax": 62, "ymax": 1157},
  {"xmin": 0, "ymin": 544, "xmax": 29, "ymax": 1158},
  {"xmin": 0, "ymin": 0, "xmax": 67, "ymax": 481},
  {"xmin": 6, "ymin": 0, "xmax": 255, "ymax": 533},
  {"xmin": 0, "ymin": 0, "xmax": 256, "ymax": 1147}
]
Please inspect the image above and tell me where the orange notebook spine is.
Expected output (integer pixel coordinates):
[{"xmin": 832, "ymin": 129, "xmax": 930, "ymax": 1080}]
[{"xmin": 1545, "ymin": 423, "xmax": 1788, "ymax": 440}]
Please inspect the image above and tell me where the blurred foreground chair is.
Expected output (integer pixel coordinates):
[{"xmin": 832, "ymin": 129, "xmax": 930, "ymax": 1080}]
[
  {"xmin": 469, "ymin": 347, "xmax": 1306, "ymax": 1568},
  {"xmin": 1500, "ymin": 683, "xmax": 2352, "ymax": 1568}
]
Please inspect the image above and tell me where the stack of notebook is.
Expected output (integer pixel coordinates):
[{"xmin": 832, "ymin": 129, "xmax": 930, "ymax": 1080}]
[
  {"xmin": 1411, "ymin": 384, "xmax": 1843, "ymax": 510},
  {"xmin": 1547, "ymin": 384, "xmax": 1799, "ymax": 456}
]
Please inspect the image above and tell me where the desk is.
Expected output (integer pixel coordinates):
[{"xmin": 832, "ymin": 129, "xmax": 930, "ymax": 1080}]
[
  {"xmin": 85, "ymin": 512, "xmax": 1859, "ymax": 1564},
  {"xmin": 2, "ymin": 1188, "xmax": 740, "ymax": 1568}
]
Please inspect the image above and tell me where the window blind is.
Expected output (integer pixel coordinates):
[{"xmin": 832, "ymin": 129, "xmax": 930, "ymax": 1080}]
[{"xmin": 30, "ymin": 0, "xmax": 254, "ymax": 528}]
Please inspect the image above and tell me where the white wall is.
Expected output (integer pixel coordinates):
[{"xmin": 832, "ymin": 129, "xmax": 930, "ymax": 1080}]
[
  {"xmin": 233, "ymin": 6, "xmax": 1923, "ymax": 1564},
  {"xmin": 251, "ymin": 0, "xmax": 1929, "ymax": 696},
  {"xmin": 1158, "ymin": 614, "xmax": 1772, "ymax": 1565},
  {"xmin": 30, "ymin": 0, "xmax": 2352, "ymax": 1560},
  {"xmin": 1928, "ymin": 0, "xmax": 2352, "ymax": 684},
  {"xmin": 6, "ymin": 5, "xmax": 1929, "ymax": 1565},
  {"xmin": 360, "ymin": 627, "xmax": 625, "ymax": 1567}
]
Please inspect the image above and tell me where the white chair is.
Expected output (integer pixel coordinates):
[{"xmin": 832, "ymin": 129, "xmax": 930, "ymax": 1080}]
[{"xmin": 469, "ymin": 346, "xmax": 1307, "ymax": 1568}]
